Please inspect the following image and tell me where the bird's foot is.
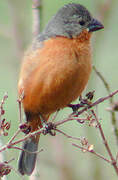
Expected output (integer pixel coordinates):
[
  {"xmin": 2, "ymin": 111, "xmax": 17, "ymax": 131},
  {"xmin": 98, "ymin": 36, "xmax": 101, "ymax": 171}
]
[
  {"xmin": 42, "ymin": 122, "xmax": 56, "ymax": 136},
  {"xmin": 68, "ymin": 103, "xmax": 84, "ymax": 112},
  {"xmin": 19, "ymin": 123, "xmax": 31, "ymax": 134},
  {"xmin": 68, "ymin": 91, "xmax": 95, "ymax": 112}
]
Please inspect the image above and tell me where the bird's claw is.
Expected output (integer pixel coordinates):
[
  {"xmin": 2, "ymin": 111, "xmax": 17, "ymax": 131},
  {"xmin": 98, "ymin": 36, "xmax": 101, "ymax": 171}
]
[
  {"xmin": 19, "ymin": 123, "xmax": 31, "ymax": 134},
  {"xmin": 42, "ymin": 122, "xmax": 56, "ymax": 136},
  {"xmin": 68, "ymin": 91, "xmax": 95, "ymax": 112}
]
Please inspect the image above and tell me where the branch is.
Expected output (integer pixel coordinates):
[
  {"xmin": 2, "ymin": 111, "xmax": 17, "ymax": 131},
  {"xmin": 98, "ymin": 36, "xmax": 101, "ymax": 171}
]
[
  {"xmin": 55, "ymin": 129, "xmax": 81, "ymax": 141},
  {"xmin": 32, "ymin": 0, "xmax": 42, "ymax": 37},
  {"xmin": 7, "ymin": 0, "xmax": 24, "ymax": 58},
  {"xmin": 55, "ymin": 124, "xmax": 114, "ymax": 170},
  {"xmin": 91, "ymin": 110, "xmax": 118, "ymax": 175},
  {"xmin": 76, "ymin": 89, "xmax": 118, "ymax": 116},
  {"xmin": 0, "ymin": 89, "xmax": 118, "ymax": 178},
  {"xmin": 93, "ymin": 66, "xmax": 118, "ymax": 143},
  {"xmin": 0, "ymin": 127, "xmax": 44, "ymax": 153},
  {"xmin": 72, "ymin": 143, "xmax": 111, "ymax": 164},
  {"xmin": 0, "ymin": 90, "xmax": 117, "ymax": 152},
  {"xmin": 29, "ymin": 2, "xmax": 42, "ymax": 179},
  {"xmin": 93, "ymin": 66, "xmax": 111, "ymax": 94}
]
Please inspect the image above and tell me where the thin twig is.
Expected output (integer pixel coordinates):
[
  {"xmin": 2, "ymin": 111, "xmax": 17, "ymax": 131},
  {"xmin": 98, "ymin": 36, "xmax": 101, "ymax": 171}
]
[
  {"xmin": 72, "ymin": 143, "xmax": 111, "ymax": 164},
  {"xmin": 32, "ymin": 0, "xmax": 42, "ymax": 37},
  {"xmin": 28, "ymin": 3, "xmax": 42, "ymax": 177},
  {"xmin": 93, "ymin": 66, "xmax": 118, "ymax": 143},
  {"xmin": 7, "ymin": 164, "xmax": 25, "ymax": 180},
  {"xmin": 55, "ymin": 90, "xmax": 118, "ymax": 127},
  {"xmin": 55, "ymin": 129, "xmax": 81, "ymax": 141},
  {"xmin": 56, "ymin": 116, "xmax": 113, "ymax": 166},
  {"xmin": 7, "ymin": 0, "xmax": 24, "ymax": 57},
  {"xmin": 11, "ymin": 146, "xmax": 43, "ymax": 154},
  {"xmin": 0, "ymin": 127, "xmax": 44, "ymax": 153},
  {"xmin": 0, "ymin": 93, "xmax": 8, "ymax": 127},
  {"xmin": 116, "ymin": 153, "xmax": 118, "ymax": 164},
  {"xmin": 52, "ymin": 110, "xmax": 60, "ymax": 122},
  {"xmin": 91, "ymin": 110, "xmax": 118, "ymax": 175},
  {"xmin": 0, "ymin": 94, "xmax": 8, "ymax": 180},
  {"xmin": 30, "ymin": 2, "xmax": 41, "ymax": 178},
  {"xmin": 8, "ymin": 129, "xmax": 21, "ymax": 144},
  {"xmin": 93, "ymin": 66, "xmax": 111, "ymax": 94},
  {"xmin": 0, "ymin": 89, "xmax": 118, "ymax": 172},
  {"xmin": 76, "ymin": 89, "xmax": 118, "ymax": 116},
  {"xmin": 55, "ymin": 117, "xmax": 86, "ymax": 126},
  {"xmin": 17, "ymin": 90, "xmax": 24, "ymax": 124},
  {"xmin": 0, "ymin": 90, "xmax": 117, "ymax": 154},
  {"xmin": 18, "ymin": 100, "xmax": 22, "ymax": 124}
]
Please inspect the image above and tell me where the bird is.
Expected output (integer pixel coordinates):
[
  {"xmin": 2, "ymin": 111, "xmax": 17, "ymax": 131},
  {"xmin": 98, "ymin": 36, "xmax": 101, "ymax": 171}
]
[{"xmin": 18, "ymin": 3, "xmax": 104, "ymax": 175}]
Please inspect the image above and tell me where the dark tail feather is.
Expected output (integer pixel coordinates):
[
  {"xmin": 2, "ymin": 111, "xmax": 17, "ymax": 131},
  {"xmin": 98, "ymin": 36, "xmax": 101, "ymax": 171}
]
[{"xmin": 18, "ymin": 136, "xmax": 39, "ymax": 175}]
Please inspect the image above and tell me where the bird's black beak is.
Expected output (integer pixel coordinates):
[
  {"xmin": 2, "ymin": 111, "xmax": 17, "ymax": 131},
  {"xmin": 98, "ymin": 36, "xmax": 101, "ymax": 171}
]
[{"xmin": 88, "ymin": 18, "xmax": 104, "ymax": 32}]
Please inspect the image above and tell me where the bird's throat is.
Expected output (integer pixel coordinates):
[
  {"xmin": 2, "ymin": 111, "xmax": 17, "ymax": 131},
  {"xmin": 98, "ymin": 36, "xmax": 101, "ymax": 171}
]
[{"xmin": 75, "ymin": 30, "xmax": 92, "ymax": 43}]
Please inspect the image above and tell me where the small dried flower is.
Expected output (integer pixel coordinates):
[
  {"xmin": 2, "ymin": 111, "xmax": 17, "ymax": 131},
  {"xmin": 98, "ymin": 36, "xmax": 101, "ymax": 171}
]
[
  {"xmin": 81, "ymin": 144, "xmax": 94, "ymax": 153},
  {"xmin": 80, "ymin": 137, "xmax": 94, "ymax": 153},
  {"xmin": 3, "ymin": 132, "xmax": 8, "ymax": 136},
  {"xmin": 0, "ymin": 93, "xmax": 10, "ymax": 136},
  {"xmin": 19, "ymin": 123, "xmax": 31, "ymax": 134},
  {"xmin": 88, "ymin": 144, "xmax": 94, "ymax": 152},
  {"xmin": 0, "ymin": 163, "xmax": 11, "ymax": 177},
  {"xmin": 89, "ymin": 118, "xmax": 97, "ymax": 127},
  {"xmin": 0, "ymin": 119, "xmax": 10, "ymax": 136},
  {"xmin": 86, "ymin": 114, "xmax": 92, "ymax": 121},
  {"xmin": 81, "ymin": 137, "xmax": 88, "ymax": 146},
  {"xmin": 5, "ymin": 122, "xmax": 11, "ymax": 130},
  {"xmin": 1, "ymin": 109, "xmax": 5, "ymax": 115},
  {"xmin": 82, "ymin": 149, "xmax": 87, "ymax": 153},
  {"xmin": 86, "ymin": 91, "xmax": 95, "ymax": 100},
  {"xmin": 17, "ymin": 90, "xmax": 25, "ymax": 103}
]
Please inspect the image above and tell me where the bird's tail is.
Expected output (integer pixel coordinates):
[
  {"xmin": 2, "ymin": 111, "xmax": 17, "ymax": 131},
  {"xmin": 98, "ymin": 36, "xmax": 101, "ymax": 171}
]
[
  {"xmin": 18, "ymin": 135, "xmax": 40, "ymax": 175},
  {"xmin": 18, "ymin": 112, "xmax": 50, "ymax": 175}
]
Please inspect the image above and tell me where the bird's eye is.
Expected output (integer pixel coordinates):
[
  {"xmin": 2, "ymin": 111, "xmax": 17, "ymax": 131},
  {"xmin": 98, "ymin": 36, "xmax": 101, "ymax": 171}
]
[{"xmin": 79, "ymin": 20, "xmax": 85, "ymax": 26}]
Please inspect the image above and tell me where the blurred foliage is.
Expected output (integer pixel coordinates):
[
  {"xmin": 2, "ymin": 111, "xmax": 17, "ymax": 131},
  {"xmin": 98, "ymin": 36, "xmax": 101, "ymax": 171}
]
[{"xmin": 0, "ymin": 0, "xmax": 118, "ymax": 179}]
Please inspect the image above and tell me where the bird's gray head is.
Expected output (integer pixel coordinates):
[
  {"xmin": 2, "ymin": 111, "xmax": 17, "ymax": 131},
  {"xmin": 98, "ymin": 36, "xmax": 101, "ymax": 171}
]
[{"xmin": 39, "ymin": 3, "xmax": 104, "ymax": 41}]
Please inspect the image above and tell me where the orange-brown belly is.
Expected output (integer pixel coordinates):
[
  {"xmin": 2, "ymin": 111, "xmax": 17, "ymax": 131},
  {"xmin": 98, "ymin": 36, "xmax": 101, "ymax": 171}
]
[
  {"xmin": 19, "ymin": 35, "xmax": 92, "ymax": 115},
  {"xmin": 22, "ymin": 55, "xmax": 91, "ymax": 114}
]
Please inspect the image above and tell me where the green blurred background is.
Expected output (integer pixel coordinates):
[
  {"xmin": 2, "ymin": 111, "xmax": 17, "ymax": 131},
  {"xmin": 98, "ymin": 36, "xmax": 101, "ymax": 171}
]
[{"xmin": 0, "ymin": 0, "xmax": 118, "ymax": 179}]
